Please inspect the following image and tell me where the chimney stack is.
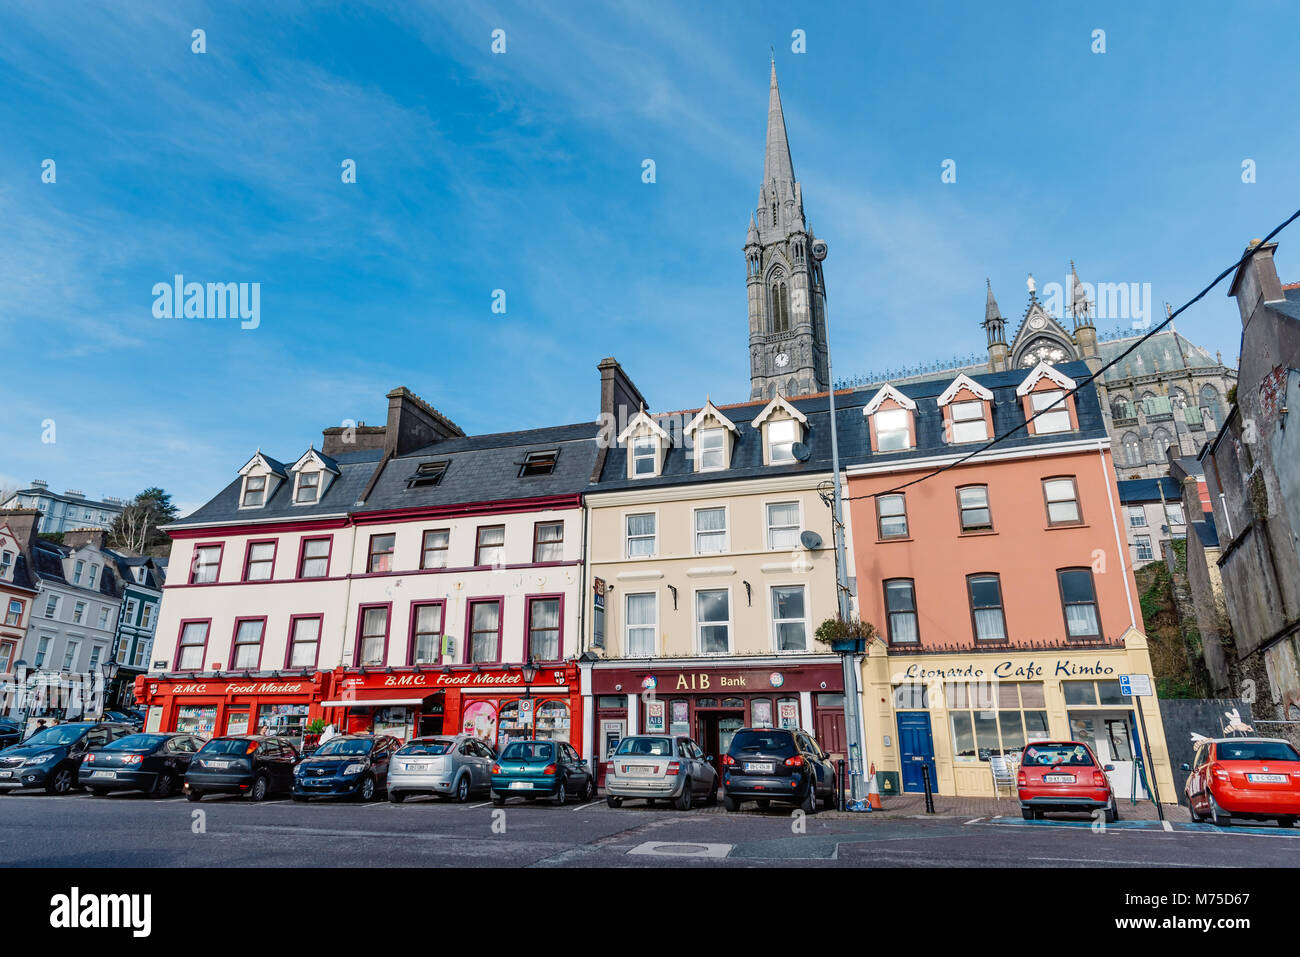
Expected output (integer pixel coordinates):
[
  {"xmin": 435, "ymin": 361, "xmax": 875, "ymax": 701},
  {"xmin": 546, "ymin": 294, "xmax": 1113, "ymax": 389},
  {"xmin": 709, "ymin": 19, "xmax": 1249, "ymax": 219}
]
[
  {"xmin": 1228, "ymin": 239, "xmax": 1284, "ymax": 326},
  {"xmin": 383, "ymin": 388, "xmax": 464, "ymax": 458},
  {"xmin": 598, "ymin": 357, "xmax": 648, "ymax": 424},
  {"xmin": 0, "ymin": 509, "xmax": 42, "ymax": 552},
  {"xmin": 63, "ymin": 527, "xmax": 109, "ymax": 551}
]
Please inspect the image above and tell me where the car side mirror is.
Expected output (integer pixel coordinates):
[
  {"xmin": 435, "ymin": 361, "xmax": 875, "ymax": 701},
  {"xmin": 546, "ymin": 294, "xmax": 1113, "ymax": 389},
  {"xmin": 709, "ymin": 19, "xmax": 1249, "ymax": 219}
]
[{"xmin": 1180, "ymin": 763, "xmax": 1190, "ymax": 772}]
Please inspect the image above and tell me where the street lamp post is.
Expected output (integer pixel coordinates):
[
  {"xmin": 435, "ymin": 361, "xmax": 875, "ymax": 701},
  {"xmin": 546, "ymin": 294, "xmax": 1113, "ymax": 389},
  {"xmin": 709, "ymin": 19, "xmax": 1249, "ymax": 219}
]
[
  {"xmin": 13, "ymin": 660, "xmax": 30, "ymax": 737},
  {"xmin": 100, "ymin": 659, "xmax": 120, "ymax": 719},
  {"xmin": 521, "ymin": 658, "xmax": 538, "ymax": 739}
]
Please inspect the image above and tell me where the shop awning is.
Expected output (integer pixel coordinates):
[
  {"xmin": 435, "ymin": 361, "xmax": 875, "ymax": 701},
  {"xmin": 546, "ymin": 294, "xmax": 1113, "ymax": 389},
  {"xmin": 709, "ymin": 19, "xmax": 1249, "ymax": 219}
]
[{"xmin": 321, "ymin": 690, "xmax": 439, "ymax": 708}]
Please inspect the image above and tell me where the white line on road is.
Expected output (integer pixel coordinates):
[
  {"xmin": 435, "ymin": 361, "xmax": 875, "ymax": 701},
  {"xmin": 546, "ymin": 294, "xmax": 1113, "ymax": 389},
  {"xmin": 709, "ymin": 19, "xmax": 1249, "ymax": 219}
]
[
  {"xmin": 469, "ymin": 801, "xmax": 492, "ymax": 808},
  {"xmin": 965, "ymin": 818, "xmax": 983, "ymax": 825},
  {"xmin": 569, "ymin": 801, "xmax": 599, "ymax": 812},
  {"xmin": 1027, "ymin": 856, "xmax": 1201, "ymax": 867}
]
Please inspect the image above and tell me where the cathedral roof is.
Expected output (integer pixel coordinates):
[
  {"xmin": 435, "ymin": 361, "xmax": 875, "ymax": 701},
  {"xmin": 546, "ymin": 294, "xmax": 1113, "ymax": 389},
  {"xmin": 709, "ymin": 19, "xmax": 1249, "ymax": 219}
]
[{"xmin": 1096, "ymin": 330, "xmax": 1223, "ymax": 382}]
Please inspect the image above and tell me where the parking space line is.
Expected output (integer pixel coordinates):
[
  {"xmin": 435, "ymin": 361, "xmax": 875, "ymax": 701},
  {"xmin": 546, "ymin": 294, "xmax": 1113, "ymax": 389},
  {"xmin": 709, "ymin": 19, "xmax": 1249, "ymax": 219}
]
[
  {"xmin": 569, "ymin": 801, "xmax": 599, "ymax": 812},
  {"xmin": 469, "ymin": 801, "xmax": 492, "ymax": 809}
]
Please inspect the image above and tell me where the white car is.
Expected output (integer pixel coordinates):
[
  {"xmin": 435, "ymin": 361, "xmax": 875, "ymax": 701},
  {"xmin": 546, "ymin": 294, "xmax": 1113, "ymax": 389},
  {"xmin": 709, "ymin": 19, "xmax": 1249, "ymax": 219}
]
[{"xmin": 605, "ymin": 735, "xmax": 718, "ymax": 810}]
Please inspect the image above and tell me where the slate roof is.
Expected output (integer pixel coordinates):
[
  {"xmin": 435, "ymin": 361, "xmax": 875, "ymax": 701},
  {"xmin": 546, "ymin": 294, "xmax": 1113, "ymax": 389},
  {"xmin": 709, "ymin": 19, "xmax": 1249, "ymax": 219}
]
[
  {"xmin": 103, "ymin": 549, "xmax": 164, "ymax": 591},
  {"xmin": 1191, "ymin": 518, "xmax": 1220, "ymax": 549},
  {"xmin": 358, "ymin": 422, "xmax": 601, "ymax": 513},
  {"xmin": 1270, "ymin": 286, "xmax": 1300, "ymax": 322},
  {"xmin": 1097, "ymin": 330, "xmax": 1223, "ymax": 382},
  {"xmin": 594, "ymin": 361, "xmax": 1107, "ymax": 491},
  {"xmin": 1117, "ymin": 478, "xmax": 1182, "ymax": 504},
  {"xmin": 29, "ymin": 541, "xmax": 123, "ymax": 600},
  {"xmin": 3, "ymin": 553, "xmax": 37, "ymax": 593}
]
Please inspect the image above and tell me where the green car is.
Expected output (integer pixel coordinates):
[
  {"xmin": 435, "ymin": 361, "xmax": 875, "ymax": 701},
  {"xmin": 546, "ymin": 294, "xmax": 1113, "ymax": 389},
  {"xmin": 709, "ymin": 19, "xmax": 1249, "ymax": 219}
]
[{"xmin": 490, "ymin": 739, "xmax": 594, "ymax": 806}]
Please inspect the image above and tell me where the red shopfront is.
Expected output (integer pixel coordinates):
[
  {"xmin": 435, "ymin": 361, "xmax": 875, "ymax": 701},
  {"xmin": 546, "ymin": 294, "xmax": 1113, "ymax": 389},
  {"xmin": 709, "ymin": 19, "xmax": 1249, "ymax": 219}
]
[
  {"xmin": 590, "ymin": 658, "xmax": 847, "ymax": 786},
  {"xmin": 135, "ymin": 673, "xmax": 324, "ymax": 750},
  {"xmin": 320, "ymin": 661, "xmax": 584, "ymax": 752}
]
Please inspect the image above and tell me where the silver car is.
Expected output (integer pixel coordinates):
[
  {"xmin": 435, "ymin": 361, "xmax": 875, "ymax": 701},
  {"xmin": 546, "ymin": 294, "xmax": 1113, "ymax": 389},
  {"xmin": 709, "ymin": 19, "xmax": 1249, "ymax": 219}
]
[
  {"xmin": 387, "ymin": 734, "xmax": 496, "ymax": 803},
  {"xmin": 605, "ymin": 735, "xmax": 718, "ymax": 810}
]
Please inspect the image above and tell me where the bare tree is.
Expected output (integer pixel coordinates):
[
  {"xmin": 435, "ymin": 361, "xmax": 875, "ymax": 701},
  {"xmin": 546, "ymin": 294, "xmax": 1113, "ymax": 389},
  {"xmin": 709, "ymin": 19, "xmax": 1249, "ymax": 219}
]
[{"xmin": 109, "ymin": 488, "xmax": 179, "ymax": 555}]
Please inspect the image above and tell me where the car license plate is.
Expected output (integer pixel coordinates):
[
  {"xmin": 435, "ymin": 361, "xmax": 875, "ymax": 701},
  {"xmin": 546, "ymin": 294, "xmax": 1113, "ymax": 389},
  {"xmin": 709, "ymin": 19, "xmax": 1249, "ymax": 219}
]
[
  {"xmin": 91, "ymin": 770, "xmax": 116, "ymax": 779},
  {"xmin": 1045, "ymin": 774, "xmax": 1074, "ymax": 783},
  {"xmin": 509, "ymin": 781, "xmax": 531, "ymax": 790},
  {"xmin": 405, "ymin": 763, "xmax": 428, "ymax": 771},
  {"xmin": 745, "ymin": 762, "xmax": 774, "ymax": 773},
  {"xmin": 627, "ymin": 765, "xmax": 655, "ymax": 775},
  {"xmin": 0, "ymin": 771, "xmax": 11, "ymax": 778},
  {"xmin": 1248, "ymin": 773, "xmax": 1288, "ymax": 783},
  {"xmin": 209, "ymin": 760, "xmax": 230, "ymax": 769}
]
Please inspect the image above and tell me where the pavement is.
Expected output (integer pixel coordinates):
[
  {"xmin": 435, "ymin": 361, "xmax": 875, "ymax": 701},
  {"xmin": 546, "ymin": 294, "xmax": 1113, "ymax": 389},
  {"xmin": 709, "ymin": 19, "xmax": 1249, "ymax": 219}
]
[{"xmin": 0, "ymin": 787, "xmax": 1294, "ymax": 867}]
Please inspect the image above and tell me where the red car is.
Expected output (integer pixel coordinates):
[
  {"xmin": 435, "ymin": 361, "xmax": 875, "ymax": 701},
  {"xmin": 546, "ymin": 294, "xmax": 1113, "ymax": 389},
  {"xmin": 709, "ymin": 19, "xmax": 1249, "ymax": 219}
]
[
  {"xmin": 1017, "ymin": 740, "xmax": 1118, "ymax": 822},
  {"xmin": 1184, "ymin": 737, "xmax": 1300, "ymax": 827}
]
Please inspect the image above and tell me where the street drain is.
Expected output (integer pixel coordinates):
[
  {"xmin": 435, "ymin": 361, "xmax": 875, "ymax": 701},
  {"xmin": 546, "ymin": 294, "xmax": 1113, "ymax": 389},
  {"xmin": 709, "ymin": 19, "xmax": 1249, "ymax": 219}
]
[{"xmin": 628, "ymin": 842, "xmax": 733, "ymax": 858}]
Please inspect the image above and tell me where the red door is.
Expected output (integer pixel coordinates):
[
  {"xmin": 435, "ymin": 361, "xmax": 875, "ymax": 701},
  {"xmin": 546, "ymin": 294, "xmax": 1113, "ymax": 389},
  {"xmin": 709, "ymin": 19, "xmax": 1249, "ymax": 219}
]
[{"xmin": 815, "ymin": 709, "xmax": 846, "ymax": 762}]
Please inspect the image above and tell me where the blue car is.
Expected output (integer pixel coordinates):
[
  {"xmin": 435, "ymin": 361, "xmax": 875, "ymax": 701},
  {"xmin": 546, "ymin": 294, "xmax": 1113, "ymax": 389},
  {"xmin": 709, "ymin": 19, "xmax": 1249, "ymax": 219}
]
[
  {"xmin": 291, "ymin": 734, "xmax": 400, "ymax": 802},
  {"xmin": 490, "ymin": 739, "xmax": 594, "ymax": 806},
  {"xmin": 0, "ymin": 722, "xmax": 135, "ymax": 795}
]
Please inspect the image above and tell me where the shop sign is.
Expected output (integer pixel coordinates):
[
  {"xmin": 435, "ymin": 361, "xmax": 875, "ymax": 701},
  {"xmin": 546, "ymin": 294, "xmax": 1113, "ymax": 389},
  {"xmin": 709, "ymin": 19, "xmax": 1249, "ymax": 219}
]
[
  {"xmin": 670, "ymin": 673, "xmax": 753, "ymax": 690},
  {"xmin": 430, "ymin": 669, "xmax": 568, "ymax": 688},
  {"xmin": 1119, "ymin": 674, "xmax": 1152, "ymax": 696},
  {"xmin": 645, "ymin": 700, "xmax": 666, "ymax": 733},
  {"xmin": 899, "ymin": 659, "xmax": 1118, "ymax": 681},
  {"xmin": 166, "ymin": 681, "xmax": 306, "ymax": 696}
]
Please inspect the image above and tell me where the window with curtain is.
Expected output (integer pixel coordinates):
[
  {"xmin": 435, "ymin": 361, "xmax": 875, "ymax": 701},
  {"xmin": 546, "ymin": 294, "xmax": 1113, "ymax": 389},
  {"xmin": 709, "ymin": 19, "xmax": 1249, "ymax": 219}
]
[
  {"xmin": 358, "ymin": 607, "xmax": 388, "ymax": 665},
  {"xmin": 1043, "ymin": 477, "xmax": 1081, "ymax": 525},
  {"xmin": 527, "ymin": 597, "xmax": 561, "ymax": 660},
  {"xmin": 244, "ymin": 542, "xmax": 275, "ymax": 581},
  {"xmin": 876, "ymin": 494, "xmax": 908, "ymax": 538},
  {"xmin": 697, "ymin": 428, "xmax": 726, "ymax": 470},
  {"xmin": 368, "ymin": 534, "xmax": 395, "ymax": 573},
  {"xmin": 191, "ymin": 546, "xmax": 221, "ymax": 584},
  {"xmin": 884, "ymin": 579, "xmax": 918, "ymax": 644},
  {"xmin": 694, "ymin": 507, "xmax": 727, "ymax": 554},
  {"xmin": 770, "ymin": 585, "xmax": 808, "ymax": 652},
  {"xmin": 532, "ymin": 522, "xmax": 563, "ymax": 562},
  {"xmin": 412, "ymin": 603, "xmax": 443, "ymax": 664},
  {"xmin": 421, "ymin": 529, "xmax": 449, "ymax": 568},
  {"xmin": 1058, "ymin": 568, "xmax": 1101, "ymax": 638},
  {"xmin": 625, "ymin": 593, "xmax": 656, "ymax": 657},
  {"xmin": 295, "ymin": 471, "xmax": 320, "ymax": 503},
  {"xmin": 967, "ymin": 574, "xmax": 1007, "ymax": 641},
  {"xmin": 626, "ymin": 512, "xmax": 656, "ymax": 557},
  {"xmin": 177, "ymin": 621, "xmax": 209, "ymax": 670},
  {"xmin": 288, "ymin": 617, "xmax": 320, "ymax": 668},
  {"xmin": 469, "ymin": 601, "xmax": 501, "ymax": 663},
  {"xmin": 299, "ymin": 538, "xmax": 330, "ymax": 577},
  {"xmin": 766, "ymin": 502, "xmax": 800, "ymax": 549},
  {"xmin": 232, "ymin": 619, "xmax": 264, "ymax": 669},
  {"xmin": 696, "ymin": 589, "xmax": 730, "ymax": 654},
  {"xmin": 242, "ymin": 474, "xmax": 266, "ymax": 506},
  {"xmin": 874, "ymin": 407, "xmax": 911, "ymax": 451},
  {"xmin": 475, "ymin": 526, "xmax": 505, "ymax": 567}
]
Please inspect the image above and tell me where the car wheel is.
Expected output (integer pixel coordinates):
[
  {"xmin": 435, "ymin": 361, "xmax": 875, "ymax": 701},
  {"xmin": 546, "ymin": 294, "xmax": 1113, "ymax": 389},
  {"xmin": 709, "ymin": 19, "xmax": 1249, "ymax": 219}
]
[
  {"xmin": 90, "ymin": 788, "xmax": 109, "ymax": 798},
  {"xmin": 674, "ymin": 779, "xmax": 693, "ymax": 811},
  {"xmin": 389, "ymin": 790, "xmax": 406, "ymax": 804},
  {"xmin": 356, "ymin": 775, "xmax": 376, "ymax": 802},
  {"xmin": 722, "ymin": 794, "xmax": 739, "ymax": 812},
  {"xmin": 455, "ymin": 775, "xmax": 471, "ymax": 804},
  {"xmin": 554, "ymin": 778, "xmax": 567, "ymax": 806},
  {"xmin": 152, "ymin": 773, "xmax": 176, "ymax": 799},
  {"xmin": 606, "ymin": 795, "xmax": 623, "ymax": 808},
  {"xmin": 582, "ymin": 777, "xmax": 595, "ymax": 802},
  {"xmin": 491, "ymin": 792, "xmax": 505, "ymax": 807},
  {"xmin": 1104, "ymin": 796, "xmax": 1118, "ymax": 824},
  {"xmin": 46, "ymin": 767, "xmax": 74, "ymax": 795},
  {"xmin": 1021, "ymin": 807, "xmax": 1034, "ymax": 821},
  {"xmin": 1188, "ymin": 798, "xmax": 1205, "ymax": 822},
  {"xmin": 186, "ymin": 790, "xmax": 203, "ymax": 802},
  {"xmin": 705, "ymin": 780, "xmax": 719, "ymax": 806},
  {"xmin": 801, "ymin": 780, "xmax": 817, "ymax": 815},
  {"xmin": 1207, "ymin": 792, "xmax": 1230, "ymax": 826},
  {"xmin": 248, "ymin": 774, "xmax": 269, "ymax": 802}
]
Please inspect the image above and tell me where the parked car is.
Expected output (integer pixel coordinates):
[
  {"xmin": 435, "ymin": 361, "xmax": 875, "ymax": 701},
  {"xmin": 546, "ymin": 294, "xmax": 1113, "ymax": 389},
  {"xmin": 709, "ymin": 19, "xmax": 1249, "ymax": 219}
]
[
  {"xmin": 291, "ymin": 733, "xmax": 400, "ymax": 802},
  {"xmin": 1018, "ymin": 740, "xmax": 1118, "ymax": 822},
  {"xmin": 0, "ymin": 722, "xmax": 135, "ymax": 795},
  {"xmin": 1184, "ymin": 737, "xmax": 1300, "ymax": 827},
  {"xmin": 490, "ymin": 739, "xmax": 594, "ymax": 806},
  {"xmin": 388, "ymin": 734, "xmax": 495, "ymax": 803},
  {"xmin": 0, "ymin": 718, "xmax": 22, "ymax": 750},
  {"xmin": 605, "ymin": 735, "xmax": 718, "ymax": 810},
  {"xmin": 101, "ymin": 710, "xmax": 144, "ymax": 728},
  {"xmin": 79, "ymin": 732, "xmax": 203, "ymax": 797},
  {"xmin": 184, "ymin": 735, "xmax": 299, "ymax": 802},
  {"xmin": 720, "ymin": 728, "xmax": 836, "ymax": 813}
]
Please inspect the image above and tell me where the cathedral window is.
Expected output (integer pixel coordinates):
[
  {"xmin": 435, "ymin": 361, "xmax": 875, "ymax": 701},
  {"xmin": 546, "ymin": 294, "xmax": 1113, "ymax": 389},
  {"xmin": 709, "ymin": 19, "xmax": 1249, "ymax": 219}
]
[{"xmin": 769, "ymin": 276, "xmax": 790, "ymax": 333}]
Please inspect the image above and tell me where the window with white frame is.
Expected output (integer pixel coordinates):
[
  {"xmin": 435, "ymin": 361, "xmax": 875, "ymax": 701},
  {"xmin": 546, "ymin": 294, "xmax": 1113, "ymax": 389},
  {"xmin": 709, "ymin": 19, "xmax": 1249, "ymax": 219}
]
[
  {"xmin": 73, "ymin": 560, "xmax": 84, "ymax": 585},
  {"xmin": 950, "ymin": 400, "xmax": 989, "ymax": 443},
  {"xmin": 98, "ymin": 607, "xmax": 110, "ymax": 629},
  {"xmin": 34, "ymin": 635, "xmax": 51, "ymax": 667},
  {"xmin": 1134, "ymin": 536, "xmax": 1153, "ymax": 561},
  {"xmin": 62, "ymin": 640, "xmax": 80, "ymax": 670},
  {"xmin": 0, "ymin": 641, "xmax": 13, "ymax": 672},
  {"xmin": 87, "ymin": 565, "xmax": 98, "ymax": 588},
  {"xmin": 1127, "ymin": 505, "xmax": 1147, "ymax": 528},
  {"xmin": 696, "ymin": 589, "xmax": 731, "ymax": 654},
  {"xmin": 697, "ymin": 427, "xmax": 726, "ymax": 470},
  {"xmin": 1164, "ymin": 503, "xmax": 1185, "ymax": 526},
  {"xmin": 87, "ymin": 644, "xmax": 102, "ymax": 672},
  {"xmin": 123, "ymin": 598, "xmax": 138, "ymax": 624},
  {"xmin": 626, "ymin": 513, "xmax": 656, "ymax": 558},
  {"xmin": 631, "ymin": 435, "xmax": 657, "ymax": 477},
  {"xmin": 177, "ymin": 621, "xmax": 208, "ymax": 670},
  {"xmin": 139, "ymin": 602, "xmax": 154, "ymax": 631},
  {"xmin": 132, "ymin": 640, "xmax": 150, "ymax": 669},
  {"xmin": 1030, "ymin": 389, "xmax": 1072, "ymax": 433},
  {"xmin": 116, "ymin": 637, "xmax": 130, "ymax": 665},
  {"xmin": 242, "ymin": 474, "xmax": 267, "ymax": 507},
  {"xmin": 766, "ymin": 502, "xmax": 800, "ymax": 550},
  {"xmin": 44, "ymin": 595, "xmax": 59, "ymax": 618},
  {"xmin": 875, "ymin": 407, "xmax": 911, "ymax": 451},
  {"xmin": 0, "ymin": 550, "xmax": 12, "ymax": 578},
  {"xmin": 694, "ymin": 507, "xmax": 728, "ymax": 554},
  {"xmin": 4, "ymin": 599, "xmax": 21, "ymax": 627},
  {"xmin": 232, "ymin": 619, "xmax": 264, "ymax": 669},
  {"xmin": 625, "ymin": 593, "xmax": 656, "ymax": 657},
  {"xmin": 295, "ymin": 471, "xmax": 320, "ymax": 503},
  {"xmin": 767, "ymin": 418, "xmax": 798, "ymax": 464},
  {"xmin": 72, "ymin": 601, "xmax": 86, "ymax": 624},
  {"xmin": 771, "ymin": 585, "xmax": 808, "ymax": 652}
]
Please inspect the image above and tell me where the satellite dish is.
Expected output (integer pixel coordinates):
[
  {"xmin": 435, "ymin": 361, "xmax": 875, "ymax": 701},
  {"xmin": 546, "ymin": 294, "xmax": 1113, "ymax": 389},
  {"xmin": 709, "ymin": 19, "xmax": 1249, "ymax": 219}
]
[
  {"xmin": 799, "ymin": 530, "xmax": 823, "ymax": 550},
  {"xmin": 791, "ymin": 441, "xmax": 812, "ymax": 462}
]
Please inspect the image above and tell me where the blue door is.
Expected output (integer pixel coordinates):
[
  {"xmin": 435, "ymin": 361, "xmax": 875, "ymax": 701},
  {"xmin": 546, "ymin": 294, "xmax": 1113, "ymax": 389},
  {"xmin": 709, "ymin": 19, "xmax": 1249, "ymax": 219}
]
[{"xmin": 897, "ymin": 713, "xmax": 937, "ymax": 793}]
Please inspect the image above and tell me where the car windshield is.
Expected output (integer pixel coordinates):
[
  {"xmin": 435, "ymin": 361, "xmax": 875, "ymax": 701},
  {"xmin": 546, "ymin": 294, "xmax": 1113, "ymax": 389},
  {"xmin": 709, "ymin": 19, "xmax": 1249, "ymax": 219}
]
[
  {"xmin": 1218, "ymin": 741, "xmax": 1300, "ymax": 762},
  {"xmin": 1022, "ymin": 744, "xmax": 1094, "ymax": 767},
  {"xmin": 199, "ymin": 738, "xmax": 256, "ymax": 755},
  {"xmin": 729, "ymin": 730, "xmax": 796, "ymax": 757},
  {"xmin": 103, "ymin": 734, "xmax": 169, "ymax": 752},
  {"xmin": 501, "ymin": 742, "xmax": 553, "ymax": 762},
  {"xmin": 313, "ymin": 738, "xmax": 374, "ymax": 756},
  {"xmin": 396, "ymin": 739, "xmax": 455, "ymax": 756},
  {"xmin": 615, "ymin": 737, "xmax": 674, "ymax": 756},
  {"xmin": 20, "ymin": 726, "xmax": 88, "ymax": 747}
]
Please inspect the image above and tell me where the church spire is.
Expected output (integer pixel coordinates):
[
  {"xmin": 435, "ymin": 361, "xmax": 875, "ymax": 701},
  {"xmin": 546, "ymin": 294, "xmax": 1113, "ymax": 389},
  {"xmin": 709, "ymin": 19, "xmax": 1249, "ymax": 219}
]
[
  {"xmin": 764, "ymin": 58, "xmax": 796, "ymax": 188},
  {"xmin": 983, "ymin": 279, "xmax": 1009, "ymax": 372}
]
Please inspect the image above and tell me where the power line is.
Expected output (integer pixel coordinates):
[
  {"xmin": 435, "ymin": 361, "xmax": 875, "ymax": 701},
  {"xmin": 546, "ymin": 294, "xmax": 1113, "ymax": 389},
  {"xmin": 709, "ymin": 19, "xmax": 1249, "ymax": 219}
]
[{"xmin": 836, "ymin": 207, "xmax": 1300, "ymax": 504}]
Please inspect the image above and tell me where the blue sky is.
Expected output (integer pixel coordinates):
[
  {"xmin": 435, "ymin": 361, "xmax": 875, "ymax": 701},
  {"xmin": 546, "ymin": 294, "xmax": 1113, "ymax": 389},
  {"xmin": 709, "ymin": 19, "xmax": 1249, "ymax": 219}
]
[{"xmin": 1, "ymin": 1, "xmax": 1297, "ymax": 513}]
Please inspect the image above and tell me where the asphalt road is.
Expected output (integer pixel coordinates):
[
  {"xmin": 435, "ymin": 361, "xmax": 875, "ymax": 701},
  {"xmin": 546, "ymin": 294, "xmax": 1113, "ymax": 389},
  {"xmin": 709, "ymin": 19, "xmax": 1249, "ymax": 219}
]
[{"xmin": 1, "ymin": 789, "xmax": 1296, "ymax": 867}]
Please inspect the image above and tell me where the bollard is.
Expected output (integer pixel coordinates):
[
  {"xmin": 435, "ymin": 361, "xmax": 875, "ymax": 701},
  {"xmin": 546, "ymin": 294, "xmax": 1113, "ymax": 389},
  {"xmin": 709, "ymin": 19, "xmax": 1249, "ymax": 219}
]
[
  {"xmin": 836, "ymin": 758, "xmax": 846, "ymax": 812},
  {"xmin": 921, "ymin": 763, "xmax": 936, "ymax": 814}
]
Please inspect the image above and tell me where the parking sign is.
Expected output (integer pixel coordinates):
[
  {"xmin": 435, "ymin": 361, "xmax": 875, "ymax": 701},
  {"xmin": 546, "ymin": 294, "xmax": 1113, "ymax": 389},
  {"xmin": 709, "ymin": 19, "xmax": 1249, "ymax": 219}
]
[{"xmin": 1119, "ymin": 674, "xmax": 1152, "ymax": 697}]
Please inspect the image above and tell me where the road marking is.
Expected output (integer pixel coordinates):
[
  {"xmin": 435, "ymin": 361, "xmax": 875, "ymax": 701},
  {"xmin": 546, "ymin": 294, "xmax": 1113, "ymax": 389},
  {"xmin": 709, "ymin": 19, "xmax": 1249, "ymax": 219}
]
[
  {"xmin": 569, "ymin": 801, "xmax": 599, "ymax": 812},
  {"xmin": 469, "ymin": 801, "xmax": 492, "ymax": 808},
  {"xmin": 1162, "ymin": 820, "xmax": 1174, "ymax": 832},
  {"xmin": 965, "ymin": 818, "xmax": 983, "ymax": 825},
  {"xmin": 1027, "ymin": 856, "xmax": 1201, "ymax": 867}
]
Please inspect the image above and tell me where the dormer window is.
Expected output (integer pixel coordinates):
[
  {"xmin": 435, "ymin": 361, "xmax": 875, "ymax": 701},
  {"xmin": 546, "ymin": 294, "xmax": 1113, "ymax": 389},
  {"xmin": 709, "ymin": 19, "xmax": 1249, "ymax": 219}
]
[
  {"xmin": 520, "ymin": 450, "xmax": 558, "ymax": 477},
  {"xmin": 752, "ymin": 395, "xmax": 808, "ymax": 466},
  {"xmin": 864, "ymin": 384, "xmax": 916, "ymax": 452},
  {"xmin": 950, "ymin": 401, "xmax": 988, "ymax": 443},
  {"xmin": 697, "ymin": 429, "xmax": 726, "ymax": 469},
  {"xmin": 295, "ymin": 472, "xmax": 320, "ymax": 503},
  {"xmin": 684, "ymin": 401, "xmax": 739, "ymax": 473},
  {"xmin": 242, "ymin": 475, "xmax": 267, "ymax": 507},
  {"xmin": 618, "ymin": 409, "xmax": 671, "ymax": 480},
  {"xmin": 938, "ymin": 374, "xmax": 994, "ymax": 445},
  {"xmin": 1017, "ymin": 362, "xmax": 1078, "ymax": 436},
  {"xmin": 407, "ymin": 461, "xmax": 448, "ymax": 489},
  {"xmin": 1029, "ymin": 390, "xmax": 1071, "ymax": 433}
]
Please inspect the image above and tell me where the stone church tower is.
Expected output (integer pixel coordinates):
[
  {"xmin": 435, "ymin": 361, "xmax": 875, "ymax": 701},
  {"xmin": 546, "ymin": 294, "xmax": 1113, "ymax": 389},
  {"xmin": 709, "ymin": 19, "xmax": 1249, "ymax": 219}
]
[{"xmin": 747, "ymin": 60, "xmax": 830, "ymax": 401}]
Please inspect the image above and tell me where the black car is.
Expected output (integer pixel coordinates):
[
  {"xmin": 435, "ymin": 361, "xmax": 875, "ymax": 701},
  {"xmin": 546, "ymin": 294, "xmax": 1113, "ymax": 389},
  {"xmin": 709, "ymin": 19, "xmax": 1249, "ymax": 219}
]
[
  {"xmin": 291, "ymin": 734, "xmax": 400, "ymax": 802},
  {"xmin": 101, "ymin": 710, "xmax": 144, "ymax": 728},
  {"xmin": 0, "ymin": 722, "xmax": 136, "ymax": 794},
  {"xmin": 80, "ymin": 732, "xmax": 204, "ymax": 797},
  {"xmin": 184, "ymin": 735, "xmax": 300, "ymax": 802},
  {"xmin": 0, "ymin": 718, "xmax": 22, "ymax": 751},
  {"xmin": 720, "ymin": 727, "xmax": 837, "ymax": 813}
]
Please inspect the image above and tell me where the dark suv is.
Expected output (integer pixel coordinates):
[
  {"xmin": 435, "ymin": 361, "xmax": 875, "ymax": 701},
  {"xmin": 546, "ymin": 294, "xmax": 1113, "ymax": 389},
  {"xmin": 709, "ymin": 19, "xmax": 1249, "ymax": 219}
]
[
  {"xmin": 721, "ymin": 727, "xmax": 837, "ymax": 813},
  {"xmin": 184, "ymin": 735, "xmax": 300, "ymax": 802},
  {"xmin": 0, "ymin": 722, "xmax": 135, "ymax": 794}
]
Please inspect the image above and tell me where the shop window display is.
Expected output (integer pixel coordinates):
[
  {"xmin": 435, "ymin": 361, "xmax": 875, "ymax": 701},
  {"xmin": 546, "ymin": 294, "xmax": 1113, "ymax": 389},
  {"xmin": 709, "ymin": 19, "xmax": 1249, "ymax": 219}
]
[
  {"xmin": 257, "ymin": 703, "xmax": 309, "ymax": 746},
  {"xmin": 669, "ymin": 699, "xmax": 689, "ymax": 735},
  {"xmin": 177, "ymin": 705, "xmax": 217, "ymax": 737},
  {"xmin": 777, "ymin": 698, "xmax": 800, "ymax": 730},
  {"xmin": 751, "ymin": 698, "xmax": 773, "ymax": 728},
  {"xmin": 947, "ymin": 681, "xmax": 1048, "ymax": 762},
  {"xmin": 462, "ymin": 700, "xmax": 498, "ymax": 745}
]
